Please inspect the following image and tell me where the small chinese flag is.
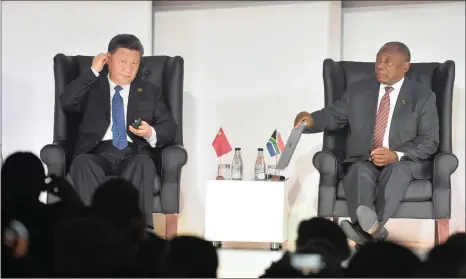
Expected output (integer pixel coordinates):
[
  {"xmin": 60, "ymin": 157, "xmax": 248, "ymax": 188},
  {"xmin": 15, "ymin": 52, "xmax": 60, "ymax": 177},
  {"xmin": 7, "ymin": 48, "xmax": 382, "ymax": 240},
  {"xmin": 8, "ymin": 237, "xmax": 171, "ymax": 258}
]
[{"xmin": 212, "ymin": 127, "xmax": 232, "ymax": 157}]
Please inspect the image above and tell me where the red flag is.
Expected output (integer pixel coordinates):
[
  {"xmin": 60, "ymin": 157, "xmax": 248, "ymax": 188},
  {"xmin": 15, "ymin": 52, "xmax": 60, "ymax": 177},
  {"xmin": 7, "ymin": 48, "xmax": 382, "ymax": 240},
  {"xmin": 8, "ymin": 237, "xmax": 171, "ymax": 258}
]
[
  {"xmin": 277, "ymin": 131, "xmax": 285, "ymax": 152},
  {"xmin": 212, "ymin": 127, "xmax": 232, "ymax": 157}
]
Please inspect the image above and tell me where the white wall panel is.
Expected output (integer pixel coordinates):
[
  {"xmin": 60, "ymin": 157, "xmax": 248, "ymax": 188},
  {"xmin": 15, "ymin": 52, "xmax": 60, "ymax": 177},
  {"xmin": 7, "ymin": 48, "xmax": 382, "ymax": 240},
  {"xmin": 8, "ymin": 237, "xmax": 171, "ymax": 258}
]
[{"xmin": 154, "ymin": 1, "xmax": 342, "ymax": 240}]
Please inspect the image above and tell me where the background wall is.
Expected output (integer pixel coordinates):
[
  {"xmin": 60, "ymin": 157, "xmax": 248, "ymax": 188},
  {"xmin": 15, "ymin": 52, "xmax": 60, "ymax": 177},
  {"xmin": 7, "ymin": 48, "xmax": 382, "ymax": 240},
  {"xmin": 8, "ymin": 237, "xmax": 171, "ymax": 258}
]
[
  {"xmin": 1, "ymin": 0, "xmax": 464, "ymax": 246},
  {"xmin": 1, "ymin": 0, "xmax": 153, "ymax": 158},
  {"xmin": 153, "ymin": 1, "xmax": 342, "ymax": 241},
  {"xmin": 342, "ymin": 1, "xmax": 465, "ymax": 245}
]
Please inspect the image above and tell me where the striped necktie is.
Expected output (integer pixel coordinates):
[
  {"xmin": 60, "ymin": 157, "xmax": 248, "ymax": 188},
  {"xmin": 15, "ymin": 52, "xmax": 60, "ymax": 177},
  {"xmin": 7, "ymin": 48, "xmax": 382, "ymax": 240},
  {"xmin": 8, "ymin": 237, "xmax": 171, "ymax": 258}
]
[{"xmin": 372, "ymin": 86, "xmax": 393, "ymax": 149}]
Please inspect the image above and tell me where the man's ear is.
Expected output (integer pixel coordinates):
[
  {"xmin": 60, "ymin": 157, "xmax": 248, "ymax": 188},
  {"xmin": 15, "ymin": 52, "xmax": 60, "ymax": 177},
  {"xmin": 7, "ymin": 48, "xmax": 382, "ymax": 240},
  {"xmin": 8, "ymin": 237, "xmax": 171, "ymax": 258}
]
[
  {"xmin": 403, "ymin": 61, "xmax": 411, "ymax": 74},
  {"xmin": 137, "ymin": 59, "xmax": 146, "ymax": 78}
]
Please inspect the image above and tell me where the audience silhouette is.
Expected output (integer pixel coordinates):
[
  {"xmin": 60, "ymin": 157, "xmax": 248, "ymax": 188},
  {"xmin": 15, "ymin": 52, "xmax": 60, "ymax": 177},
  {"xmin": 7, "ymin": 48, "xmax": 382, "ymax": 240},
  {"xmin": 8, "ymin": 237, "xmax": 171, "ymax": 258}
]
[{"xmin": 1, "ymin": 152, "xmax": 465, "ymax": 277}]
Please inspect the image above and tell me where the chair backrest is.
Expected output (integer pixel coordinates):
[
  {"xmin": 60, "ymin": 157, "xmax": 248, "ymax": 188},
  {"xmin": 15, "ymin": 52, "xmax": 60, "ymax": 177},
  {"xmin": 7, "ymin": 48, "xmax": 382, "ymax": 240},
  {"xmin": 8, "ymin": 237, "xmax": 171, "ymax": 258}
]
[
  {"xmin": 321, "ymin": 59, "xmax": 455, "ymax": 155},
  {"xmin": 53, "ymin": 54, "xmax": 184, "ymax": 151}
]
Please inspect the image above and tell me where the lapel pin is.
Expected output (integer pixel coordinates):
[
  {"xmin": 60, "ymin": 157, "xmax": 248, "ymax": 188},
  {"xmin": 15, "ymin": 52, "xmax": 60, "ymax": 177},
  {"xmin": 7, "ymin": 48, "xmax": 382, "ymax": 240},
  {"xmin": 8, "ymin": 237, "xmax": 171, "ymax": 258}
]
[
  {"xmin": 137, "ymin": 88, "xmax": 143, "ymax": 93},
  {"xmin": 401, "ymin": 100, "xmax": 406, "ymax": 104}
]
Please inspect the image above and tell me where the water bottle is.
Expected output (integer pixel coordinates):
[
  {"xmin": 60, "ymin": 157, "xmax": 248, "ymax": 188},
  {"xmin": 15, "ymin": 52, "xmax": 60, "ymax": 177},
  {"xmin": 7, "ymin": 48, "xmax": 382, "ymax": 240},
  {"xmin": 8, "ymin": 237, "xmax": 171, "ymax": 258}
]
[
  {"xmin": 254, "ymin": 148, "xmax": 266, "ymax": 181},
  {"xmin": 231, "ymin": 147, "xmax": 243, "ymax": 180}
]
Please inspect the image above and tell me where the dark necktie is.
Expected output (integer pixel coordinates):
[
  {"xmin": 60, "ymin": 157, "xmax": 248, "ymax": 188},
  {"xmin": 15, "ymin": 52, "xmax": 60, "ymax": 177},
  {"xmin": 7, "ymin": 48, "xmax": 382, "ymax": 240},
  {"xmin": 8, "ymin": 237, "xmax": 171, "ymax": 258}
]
[
  {"xmin": 112, "ymin": 85, "xmax": 128, "ymax": 150},
  {"xmin": 373, "ymin": 86, "xmax": 394, "ymax": 149}
]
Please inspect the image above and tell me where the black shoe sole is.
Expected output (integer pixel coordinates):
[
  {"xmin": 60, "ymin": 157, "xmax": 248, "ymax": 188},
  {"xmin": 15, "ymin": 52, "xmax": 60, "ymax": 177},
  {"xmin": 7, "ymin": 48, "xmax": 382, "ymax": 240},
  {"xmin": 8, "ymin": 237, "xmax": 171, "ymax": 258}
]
[
  {"xmin": 340, "ymin": 220, "xmax": 368, "ymax": 245},
  {"xmin": 356, "ymin": 205, "xmax": 388, "ymax": 240}
]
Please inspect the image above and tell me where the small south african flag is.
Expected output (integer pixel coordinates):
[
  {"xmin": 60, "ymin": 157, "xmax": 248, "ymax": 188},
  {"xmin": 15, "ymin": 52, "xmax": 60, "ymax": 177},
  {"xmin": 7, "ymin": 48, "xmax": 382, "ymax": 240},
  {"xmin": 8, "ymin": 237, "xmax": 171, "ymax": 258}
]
[{"xmin": 266, "ymin": 129, "xmax": 285, "ymax": 157}]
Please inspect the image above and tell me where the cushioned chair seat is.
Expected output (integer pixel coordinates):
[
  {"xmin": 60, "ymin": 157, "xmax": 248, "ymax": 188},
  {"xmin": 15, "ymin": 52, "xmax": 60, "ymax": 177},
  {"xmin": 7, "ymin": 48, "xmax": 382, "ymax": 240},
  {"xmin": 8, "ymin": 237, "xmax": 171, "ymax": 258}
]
[{"xmin": 337, "ymin": 179, "xmax": 433, "ymax": 202}]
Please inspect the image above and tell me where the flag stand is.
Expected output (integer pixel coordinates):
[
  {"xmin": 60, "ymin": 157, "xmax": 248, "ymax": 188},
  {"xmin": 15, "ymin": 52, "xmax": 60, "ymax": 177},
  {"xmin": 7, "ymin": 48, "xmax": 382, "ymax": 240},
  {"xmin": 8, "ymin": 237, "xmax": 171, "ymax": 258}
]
[
  {"xmin": 272, "ymin": 154, "xmax": 280, "ymax": 181},
  {"xmin": 275, "ymin": 154, "xmax": 278, "ymax": 172},
  {"xmin": 216, "ymin": 156, "xmax": 225, "ymax": 180}
]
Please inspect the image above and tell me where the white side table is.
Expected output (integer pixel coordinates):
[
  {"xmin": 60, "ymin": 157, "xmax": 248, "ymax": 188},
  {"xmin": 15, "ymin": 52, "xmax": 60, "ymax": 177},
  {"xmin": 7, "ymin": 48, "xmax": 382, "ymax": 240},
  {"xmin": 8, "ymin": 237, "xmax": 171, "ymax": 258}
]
[{"xmin": 204, "ymin": 179, "xmax": 288, "ymax": 251}]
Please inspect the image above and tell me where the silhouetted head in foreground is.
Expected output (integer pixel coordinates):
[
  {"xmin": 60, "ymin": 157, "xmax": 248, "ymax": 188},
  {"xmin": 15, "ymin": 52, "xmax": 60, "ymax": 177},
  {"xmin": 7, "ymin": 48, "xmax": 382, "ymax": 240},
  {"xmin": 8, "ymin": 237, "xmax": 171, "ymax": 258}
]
[
  {"xmin": 1, "ymin": 152, "xmax": 50, "ymax": 277},
  {"xmin": 2, "ymin": 152, "xmax": 46, "ymax": 200},
  {"xmin": 1, "ymin": 152, "xmax": 47, "ymax": 221},
  {"xmin": 296, "ymin": 217, "xmax": 351, "ymax": 263},
  {"xmin": 91, "ymin": 178, "xmax": 145, "ymax": 241},
  {"xmin": 419, "ymin": 232, "xmax": 466, "ymax": 277},
  {"xmin": 164, "ymin": 235, "xmax": 218, "ymax": 278},
  {"xmin": 346, "ymin": 240, "xmax": 421, "ymax": 277},
  {"xmin": 259, "ymin": 217, "xmax": 349, "ymax": 278}
]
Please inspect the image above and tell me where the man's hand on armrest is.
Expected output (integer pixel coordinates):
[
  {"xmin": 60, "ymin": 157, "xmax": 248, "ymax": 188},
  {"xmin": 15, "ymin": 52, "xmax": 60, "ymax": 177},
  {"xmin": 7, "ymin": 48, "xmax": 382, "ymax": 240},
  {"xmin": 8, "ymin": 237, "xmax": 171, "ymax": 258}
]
[{"xmin": 294, "ymin": 111, "xmax": 314, "ymax": 128}]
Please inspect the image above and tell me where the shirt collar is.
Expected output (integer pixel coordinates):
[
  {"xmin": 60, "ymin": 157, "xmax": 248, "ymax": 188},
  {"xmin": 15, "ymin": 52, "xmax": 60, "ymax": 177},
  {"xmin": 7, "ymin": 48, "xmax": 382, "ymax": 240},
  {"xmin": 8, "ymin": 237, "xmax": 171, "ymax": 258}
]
[
  {"xmin": 107, "ymin": 74, "xmax": 131, "ymax": 91},
  {"xmin": 381, "ymin": 77, "xmax": 404, "ymax": 92}
]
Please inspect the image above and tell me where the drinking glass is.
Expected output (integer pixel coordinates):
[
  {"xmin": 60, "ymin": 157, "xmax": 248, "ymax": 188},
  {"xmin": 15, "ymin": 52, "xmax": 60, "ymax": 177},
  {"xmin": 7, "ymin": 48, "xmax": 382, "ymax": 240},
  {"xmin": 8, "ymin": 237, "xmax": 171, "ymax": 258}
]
[
  {"xmin": 267, "ymin": 164, "xmax": 281, "ymax": 181},
  {"xmin": 216, "ymin": 164, "xmax": 231, "ymax": 180}
]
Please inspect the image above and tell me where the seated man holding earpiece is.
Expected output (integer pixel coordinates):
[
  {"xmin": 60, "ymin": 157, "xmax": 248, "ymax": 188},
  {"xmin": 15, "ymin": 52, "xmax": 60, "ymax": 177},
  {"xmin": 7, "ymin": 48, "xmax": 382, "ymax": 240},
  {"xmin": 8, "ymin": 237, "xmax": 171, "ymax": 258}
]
[{"xmin": 60, "ymin": 34, "xmax": 177, "ymax": 229}]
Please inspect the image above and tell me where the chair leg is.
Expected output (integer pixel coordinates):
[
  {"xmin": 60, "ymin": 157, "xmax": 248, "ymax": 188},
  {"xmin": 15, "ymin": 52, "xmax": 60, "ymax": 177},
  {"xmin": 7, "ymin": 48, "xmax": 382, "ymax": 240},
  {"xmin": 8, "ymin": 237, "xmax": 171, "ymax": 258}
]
[
  {"xmin": 165, "ymin": 213, "xmax": 178, "ymax": 239},
  {"xmin": 434, "ymin": 218, "xmax": 449, "ymax": 245}
]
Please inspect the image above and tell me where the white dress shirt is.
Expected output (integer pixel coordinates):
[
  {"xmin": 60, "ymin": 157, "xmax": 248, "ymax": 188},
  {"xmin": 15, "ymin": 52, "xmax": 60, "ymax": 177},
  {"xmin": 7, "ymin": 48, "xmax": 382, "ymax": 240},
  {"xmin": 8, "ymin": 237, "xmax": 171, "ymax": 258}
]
[
  {"xmin": 376, "ymin": 77, "xmax": 405, "ymax": 160},
  {"xmin": 91, "ymin": 68, "xmax": 157, "ymax": 148}
]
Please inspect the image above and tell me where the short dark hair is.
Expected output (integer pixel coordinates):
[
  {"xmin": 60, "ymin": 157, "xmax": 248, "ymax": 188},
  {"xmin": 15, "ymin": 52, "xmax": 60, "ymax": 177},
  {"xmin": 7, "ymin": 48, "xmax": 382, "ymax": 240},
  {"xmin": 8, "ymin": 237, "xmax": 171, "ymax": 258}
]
[
  {"xmin": 108, "ymin": 34, "xmax": 144, "ymax": 56},
  {"xmin": 382, "ymin": 41, "xmax": 411, "ymax": 62},
  {"xmin": 91, "ymin": 178, "xmax": 143, "ymax": 230},
  {"xmin": 165, "ymin": 236, "xmax": 218, "ymax": 278},
  {"xmin": 347, "ymin": 241, "xmax": 422, "ymax": 277},
  {"xmin": 296, "ymin": 217, "xmax": 351, "ymax": 262}
]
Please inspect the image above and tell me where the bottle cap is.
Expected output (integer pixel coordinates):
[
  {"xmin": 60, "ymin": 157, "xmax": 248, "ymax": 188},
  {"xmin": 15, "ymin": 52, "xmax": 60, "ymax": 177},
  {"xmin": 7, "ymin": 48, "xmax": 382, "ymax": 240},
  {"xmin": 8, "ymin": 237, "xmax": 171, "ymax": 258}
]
[
  {"xmin": 235, "ymin": 147, "xmax": 241, "ymax": 151},
  {"xmin": 258, "ymin": 148, "xmax": 263, "ymax": 151}
]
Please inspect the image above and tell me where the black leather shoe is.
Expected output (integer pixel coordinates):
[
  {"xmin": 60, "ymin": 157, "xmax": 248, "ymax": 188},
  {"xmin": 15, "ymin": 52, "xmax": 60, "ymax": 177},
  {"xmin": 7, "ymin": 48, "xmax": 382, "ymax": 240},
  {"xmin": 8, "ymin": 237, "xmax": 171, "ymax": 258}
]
[
  {"xmin": 356, "ymin": 205, "xmax": 389, "ymax": 241},
  {"xmin": 340, "ymin": 220, "xmax": 373, "ymax": 245},
  {"xmin": 354, "ymin": 243, "xmax": 363, "ymax": 251}
]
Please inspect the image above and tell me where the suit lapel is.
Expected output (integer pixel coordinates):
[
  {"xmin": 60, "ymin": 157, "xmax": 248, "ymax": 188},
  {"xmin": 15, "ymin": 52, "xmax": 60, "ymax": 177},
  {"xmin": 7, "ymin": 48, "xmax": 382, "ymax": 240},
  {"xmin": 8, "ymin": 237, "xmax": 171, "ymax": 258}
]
[
  {"xmin": 365, "ymin": 80, "xmax": 381, "ymax": 145},
  {"xmin": 389, "ymin": 80, "xmax": 412, "ymax": 147},
  {"xmin": 99, "ymin": 76, "xmax": 111, "ymax": 122},
  {"xmin": 127, "ymin": 79, "xmax": 142, "ymax": 133}
]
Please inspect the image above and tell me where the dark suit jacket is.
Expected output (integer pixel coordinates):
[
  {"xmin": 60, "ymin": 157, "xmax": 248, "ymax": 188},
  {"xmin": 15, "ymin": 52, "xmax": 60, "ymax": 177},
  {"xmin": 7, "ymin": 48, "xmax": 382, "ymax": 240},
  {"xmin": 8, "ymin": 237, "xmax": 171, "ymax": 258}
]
[
  {"xmin": 306, "ymin": 77, "xmax": 439, "ymax": 179},
  {"xmin": 60, "ymin": 68, "xmax": 177, "ymax": 157}
]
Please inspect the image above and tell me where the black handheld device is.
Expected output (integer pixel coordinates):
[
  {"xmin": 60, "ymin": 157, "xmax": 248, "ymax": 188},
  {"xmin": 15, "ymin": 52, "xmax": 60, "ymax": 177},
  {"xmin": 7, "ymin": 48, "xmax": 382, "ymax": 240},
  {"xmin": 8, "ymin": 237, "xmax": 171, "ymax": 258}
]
[{"xmin": 132, "ymin": 117, "xmax": 142, "ymax": 129}]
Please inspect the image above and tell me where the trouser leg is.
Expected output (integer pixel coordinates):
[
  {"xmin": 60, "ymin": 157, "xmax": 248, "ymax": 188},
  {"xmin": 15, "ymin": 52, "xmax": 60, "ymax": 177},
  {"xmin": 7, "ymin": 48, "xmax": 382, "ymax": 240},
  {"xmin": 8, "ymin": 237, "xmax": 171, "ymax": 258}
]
[
  {"xmin": 119, "ymin": 154, "xmax": 156, "ymax": 227},
  {"xmin": 342, "ymin": 161, "xmax": 380, "ymax": 223},
  {"xmin": 69, "ymin": 154, "xmax": 111, "ymax": 206},
  {"xmin": 376, "ymin": 161, "xmax": 413, "ymax": 225}
]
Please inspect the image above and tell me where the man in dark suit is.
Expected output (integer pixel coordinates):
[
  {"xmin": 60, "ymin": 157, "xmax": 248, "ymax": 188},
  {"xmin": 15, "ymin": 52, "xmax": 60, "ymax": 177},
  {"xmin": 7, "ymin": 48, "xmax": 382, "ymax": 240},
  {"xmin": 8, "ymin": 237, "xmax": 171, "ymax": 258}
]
[
  {"xmin": 61, "ymin": 34, "xmax": 177, "ymax": 228},
  {"xmin": 294, "ymin": 42, "xmax": 439, "ymax": 244}
]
